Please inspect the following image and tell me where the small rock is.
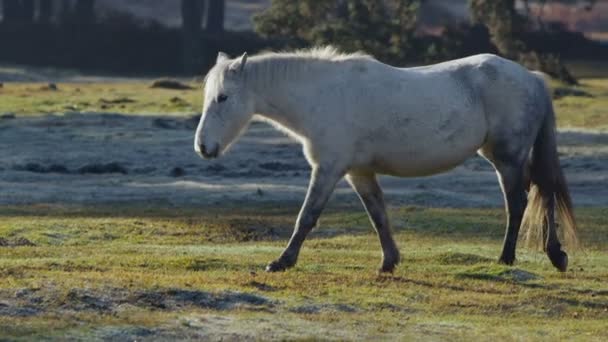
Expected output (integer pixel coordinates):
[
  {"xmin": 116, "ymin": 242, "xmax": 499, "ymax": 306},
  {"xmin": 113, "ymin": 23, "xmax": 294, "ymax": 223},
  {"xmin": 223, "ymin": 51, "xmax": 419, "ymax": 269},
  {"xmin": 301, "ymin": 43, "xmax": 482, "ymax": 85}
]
[
  {"xmin": 1, "ymin": 113, "xmax": 16, "ymax": 120},
  {"xmin": 256, "ymin": 188, "xmax": 264, "ymax": 196},
  {"xmin": 0, "ymin": 237, "xmax": 8, "ymax": 246},
  {"xmin": 48, "ymin": 83, "xmax": 58, "ymax": 90},
  {"xmin": 170, "ymin": 167, "xmax": 185, "ymax": 177}
]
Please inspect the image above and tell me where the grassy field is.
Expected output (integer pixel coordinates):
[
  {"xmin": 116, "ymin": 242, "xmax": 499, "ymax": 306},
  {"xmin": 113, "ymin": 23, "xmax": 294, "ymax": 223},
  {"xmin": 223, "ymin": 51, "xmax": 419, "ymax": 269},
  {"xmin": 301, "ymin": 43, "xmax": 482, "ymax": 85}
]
[
  {"xmin": 1, "ymin": 69, "xmax": 607, "ymax": 339},
  {"xmin": 1, "ymin": 77, "xmax": 608, "ymax": 130},
  {"xmin": 0, "ymin": 81, "xmax": 203, "ymax": 115},
  {"xmin": 0, "ymin": 204, "xmax": 607, "ymax": 340}
]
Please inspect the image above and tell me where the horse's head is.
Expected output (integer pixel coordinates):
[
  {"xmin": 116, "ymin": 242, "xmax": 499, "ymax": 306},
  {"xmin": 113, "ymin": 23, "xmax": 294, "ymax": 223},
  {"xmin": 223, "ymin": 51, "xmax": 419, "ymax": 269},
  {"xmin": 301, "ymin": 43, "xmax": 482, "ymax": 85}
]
[{"xmin": 195, "ymin": 52, "xmax": 253, "ymax": 159}]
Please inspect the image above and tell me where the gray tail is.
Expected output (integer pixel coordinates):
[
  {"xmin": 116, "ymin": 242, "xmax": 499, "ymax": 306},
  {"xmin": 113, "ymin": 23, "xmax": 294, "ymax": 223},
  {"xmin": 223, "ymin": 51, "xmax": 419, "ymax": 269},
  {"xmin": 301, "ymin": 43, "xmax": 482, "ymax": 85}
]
[{"xmin": 520, "ymin": 98, "xmax": 578, "ymax": 251}]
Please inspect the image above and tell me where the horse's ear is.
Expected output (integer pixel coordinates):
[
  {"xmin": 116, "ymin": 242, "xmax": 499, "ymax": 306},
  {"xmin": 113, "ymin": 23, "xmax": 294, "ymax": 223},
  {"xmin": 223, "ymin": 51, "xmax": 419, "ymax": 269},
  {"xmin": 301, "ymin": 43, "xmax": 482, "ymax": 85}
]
[
  {"xmin": 217, "ymin": 52, "xmax": 229, "ymax": 64},
  {"xmin": 229, "ymin": 52, "xmax": 248, "ymax": 73}
]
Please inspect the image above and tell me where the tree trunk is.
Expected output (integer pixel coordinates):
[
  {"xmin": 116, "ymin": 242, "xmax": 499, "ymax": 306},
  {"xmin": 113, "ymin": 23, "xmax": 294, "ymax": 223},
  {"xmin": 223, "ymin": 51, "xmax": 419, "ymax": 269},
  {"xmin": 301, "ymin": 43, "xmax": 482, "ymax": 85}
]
[
  {"xmin": 59, "ymin": 0, "xmax": 72, "ymax": 24},
  {"xmin": 38, "ymin": 0, "xmax": 54, "ymax": 24},
  {"xmin": 74, "ymin": 0, "xmax": 95, "ymax": 24},
  {"xmin": 21, "ymin": 0, "xmax": 35, "ymax": 23},
  {"xmin": 3, "ymin": 0, "xmax": 21, "ymax": 24},
  {"xmin": 181, "ymin": 0, "xmax": 205, "ymax": 73},
  {"xmin": 205, "ymin": 0, "xmax": 224, "ymax": 33}
]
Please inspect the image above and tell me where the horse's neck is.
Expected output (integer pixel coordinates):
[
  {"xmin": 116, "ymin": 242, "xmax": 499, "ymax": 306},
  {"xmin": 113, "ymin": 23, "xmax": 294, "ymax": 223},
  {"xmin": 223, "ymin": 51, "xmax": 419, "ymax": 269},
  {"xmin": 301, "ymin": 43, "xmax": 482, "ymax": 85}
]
[{"xmin": 247, "ymin": 58, "xmax": 325, "ymax": 138}]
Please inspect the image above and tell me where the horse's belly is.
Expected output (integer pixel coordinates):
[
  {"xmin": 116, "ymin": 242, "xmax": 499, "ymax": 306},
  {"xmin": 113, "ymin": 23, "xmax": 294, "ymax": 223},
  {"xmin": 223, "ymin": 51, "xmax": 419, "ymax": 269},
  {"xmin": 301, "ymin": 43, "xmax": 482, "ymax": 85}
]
[
  {"xmin": 372, "ymin": 149, "xmax": 474, "ymax": 177},
  {"xmin": 365, "ymin": 122, "xmax": 486, "ymax": 177}
]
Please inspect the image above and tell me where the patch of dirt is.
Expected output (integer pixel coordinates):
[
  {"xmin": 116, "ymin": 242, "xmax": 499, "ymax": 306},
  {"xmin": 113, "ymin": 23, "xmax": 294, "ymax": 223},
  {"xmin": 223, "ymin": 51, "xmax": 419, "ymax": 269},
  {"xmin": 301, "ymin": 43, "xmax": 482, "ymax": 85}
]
[
  {"xmin": 0, "ymin": 237, "xmax": 36, "ymax": 247},
  {"xmin": 457, "ymin": 266, "xmax": 540, "ymax": 283},
  {"xmin": 0, "ymin": 287, "xmax": 276, "ymax": 318},
  {"xmin": 150, "ymin": 79, "xmax": 193, "ymax": 90},
  {"xmin": 434, "ymin": 252, "xmax": 493, "ymax": 265}
]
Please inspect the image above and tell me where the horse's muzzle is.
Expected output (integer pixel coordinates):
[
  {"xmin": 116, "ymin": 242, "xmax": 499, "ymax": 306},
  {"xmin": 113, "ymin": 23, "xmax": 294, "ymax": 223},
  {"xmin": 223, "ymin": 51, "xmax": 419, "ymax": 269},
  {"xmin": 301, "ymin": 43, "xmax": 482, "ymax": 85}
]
[{"xmin": 196, "ymin": 143, "xmax": 219, "ymax": 159}]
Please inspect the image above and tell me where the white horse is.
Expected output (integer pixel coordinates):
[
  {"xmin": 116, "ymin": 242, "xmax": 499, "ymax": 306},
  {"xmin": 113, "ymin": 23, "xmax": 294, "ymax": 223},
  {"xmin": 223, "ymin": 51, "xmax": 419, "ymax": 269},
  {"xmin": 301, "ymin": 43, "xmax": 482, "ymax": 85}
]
[{"xmin": 195, "ymin": 47, "xmax": 577, "ymax": 273}]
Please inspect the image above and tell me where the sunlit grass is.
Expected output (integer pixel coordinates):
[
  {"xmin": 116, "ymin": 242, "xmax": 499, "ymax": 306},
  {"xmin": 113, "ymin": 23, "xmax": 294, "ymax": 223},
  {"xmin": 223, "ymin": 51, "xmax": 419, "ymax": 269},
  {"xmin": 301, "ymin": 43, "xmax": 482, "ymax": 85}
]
[
  {"xmin": 2, "ymin": 77, "xmax": 607, "ymax": 131},
  {"xmin": 0, "ymin": 82, "xmax": 203, "ymax": 116},
  {"xmin": 1, "ymin": 204, "xmax": 606, "ymax": 339}
]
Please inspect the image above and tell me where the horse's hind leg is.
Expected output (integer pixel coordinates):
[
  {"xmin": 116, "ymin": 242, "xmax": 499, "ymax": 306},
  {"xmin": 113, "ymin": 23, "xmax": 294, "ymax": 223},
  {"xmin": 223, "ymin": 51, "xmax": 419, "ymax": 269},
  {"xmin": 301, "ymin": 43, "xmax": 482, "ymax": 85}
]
[
  {"xmin": 497, "ymin": 164, "xmax": 528, "ymax": 265},
  {"xmin": 479, "ymin": 149, "xmax": 528, "ymax": 265},
  {"xmin": 544, "ymin": 194, "xmax": 568, "ymax": 271},
  {"xmin": 346, "ymin": 173, "xmax": 400, "ymax": 273}
]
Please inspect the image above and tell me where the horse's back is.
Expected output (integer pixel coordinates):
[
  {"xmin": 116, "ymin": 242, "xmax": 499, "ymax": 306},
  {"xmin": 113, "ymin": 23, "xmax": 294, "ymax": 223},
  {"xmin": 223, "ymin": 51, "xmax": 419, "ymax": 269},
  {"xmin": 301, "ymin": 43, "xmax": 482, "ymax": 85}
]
[{"xmin": 347, "ymin": 54, "xmax": 547, "ymax": 177}]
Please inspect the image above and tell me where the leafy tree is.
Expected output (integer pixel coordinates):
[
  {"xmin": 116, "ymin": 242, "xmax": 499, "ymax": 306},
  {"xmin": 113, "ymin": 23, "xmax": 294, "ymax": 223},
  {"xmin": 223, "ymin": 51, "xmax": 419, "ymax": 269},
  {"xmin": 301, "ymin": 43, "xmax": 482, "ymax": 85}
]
[
  {"xmin": 254, "ymin": 0, "xmax": 422, "ymax": 64},
  {"xmin": 469, "ymin": 0, "xmax": 577, "ymax": 84}
]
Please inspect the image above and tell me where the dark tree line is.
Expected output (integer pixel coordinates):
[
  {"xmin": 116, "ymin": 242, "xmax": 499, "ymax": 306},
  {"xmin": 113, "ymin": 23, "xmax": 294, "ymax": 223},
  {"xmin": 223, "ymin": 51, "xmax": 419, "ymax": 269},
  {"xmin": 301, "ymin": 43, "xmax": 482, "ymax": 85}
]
[
  {"xmin": 181, "ymin": 0, "xmax": 225, "ymax": 72},
  {"xmin": 1, "ymin": 0, "xmax": 226, "ymax": 73},
  {"xmin": 255, "ymin": 0, "xmax": 597, "ymax": 84},
  {"xmin": 1, "ymin": 0, "xmax": 225, "ymax": 33},
  {"xmin": 1, "ymin": 0, "xmax": 96, "ymax": 25}
]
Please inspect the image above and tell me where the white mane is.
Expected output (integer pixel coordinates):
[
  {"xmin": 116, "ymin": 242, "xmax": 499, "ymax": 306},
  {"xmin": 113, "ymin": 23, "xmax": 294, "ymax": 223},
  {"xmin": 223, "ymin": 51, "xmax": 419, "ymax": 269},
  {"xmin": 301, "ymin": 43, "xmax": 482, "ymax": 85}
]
[
  {"xmin": 254, "ymin": 46, "xmax": 374, "ymax": 62},
  {"xmin": 204, "ymin": 46, "xmax": 374, "ymax": 91}
]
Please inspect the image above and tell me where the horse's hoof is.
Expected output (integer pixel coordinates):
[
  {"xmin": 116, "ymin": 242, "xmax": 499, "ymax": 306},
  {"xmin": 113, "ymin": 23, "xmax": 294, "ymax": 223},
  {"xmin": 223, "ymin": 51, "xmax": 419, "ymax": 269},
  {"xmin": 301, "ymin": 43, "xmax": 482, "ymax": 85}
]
[
  {"xmin": 498, "ymin": 255, "xmax": 515, "ymax": 266},
  {"xmin": 378, "ymin": 265, "xmax": 395, "ymax": 274},
  {"xmin": 548, "ymin": 250, "xmax": 568, "ymax": 272},
  {"xmin": 265, "ymin": 259, "xmax": 292, "ymax": 272},
  {"xmin": 378, "ymin": 260, "xmax": 398, "ymax": 274}
]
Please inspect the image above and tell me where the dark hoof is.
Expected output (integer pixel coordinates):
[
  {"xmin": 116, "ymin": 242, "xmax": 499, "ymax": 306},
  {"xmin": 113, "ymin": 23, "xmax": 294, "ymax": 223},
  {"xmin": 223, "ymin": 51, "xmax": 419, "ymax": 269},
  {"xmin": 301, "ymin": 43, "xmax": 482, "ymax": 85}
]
[
  {"xmin": 378, "ymin": 253, "xmax": 400, "ymax": 274},
  {"xmin": 548, "ymin": 250, "xmax": 568, "ymax": 272},
  {"xmin": 498, "ymin": 255, "xmax": 515, "ymax": 266},
  {"xmin": 378, "ymin": 263, "xmax": 396, "ymax": 274},
  {"xmin": 265, "ymin": 259, "xmax": 294, "ymax": 272}
]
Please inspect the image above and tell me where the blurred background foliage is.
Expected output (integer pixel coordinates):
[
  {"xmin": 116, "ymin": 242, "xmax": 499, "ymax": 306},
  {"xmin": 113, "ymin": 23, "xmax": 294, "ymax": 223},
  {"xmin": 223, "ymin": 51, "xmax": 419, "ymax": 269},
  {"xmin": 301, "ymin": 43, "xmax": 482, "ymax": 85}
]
[{"xmin": 0, "ymin": 0, "xmax": 606, "ymax": 83}]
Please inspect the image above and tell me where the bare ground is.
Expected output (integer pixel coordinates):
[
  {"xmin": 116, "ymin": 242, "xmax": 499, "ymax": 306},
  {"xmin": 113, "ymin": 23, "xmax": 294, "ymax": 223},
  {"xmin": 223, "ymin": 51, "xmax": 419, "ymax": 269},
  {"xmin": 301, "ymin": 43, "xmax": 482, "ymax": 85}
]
[{"xmin": 1, "ymin": 113, "xmax": 607, "ymax": 208}]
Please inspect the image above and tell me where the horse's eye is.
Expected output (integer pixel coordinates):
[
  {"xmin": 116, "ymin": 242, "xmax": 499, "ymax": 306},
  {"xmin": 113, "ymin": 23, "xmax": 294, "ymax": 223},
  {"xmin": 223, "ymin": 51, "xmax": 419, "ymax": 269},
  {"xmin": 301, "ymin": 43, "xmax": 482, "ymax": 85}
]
[{"xmin": 217, "ymin": 94, "xmax": 228, "ymax": 103}]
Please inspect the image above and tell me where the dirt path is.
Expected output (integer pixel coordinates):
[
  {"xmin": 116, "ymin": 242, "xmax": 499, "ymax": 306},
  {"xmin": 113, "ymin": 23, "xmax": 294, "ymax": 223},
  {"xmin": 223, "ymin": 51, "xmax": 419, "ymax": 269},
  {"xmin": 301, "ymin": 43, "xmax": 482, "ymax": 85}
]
[{"xmin": 1, "ymin": 113, "xmax": 606, "ymax": 207}]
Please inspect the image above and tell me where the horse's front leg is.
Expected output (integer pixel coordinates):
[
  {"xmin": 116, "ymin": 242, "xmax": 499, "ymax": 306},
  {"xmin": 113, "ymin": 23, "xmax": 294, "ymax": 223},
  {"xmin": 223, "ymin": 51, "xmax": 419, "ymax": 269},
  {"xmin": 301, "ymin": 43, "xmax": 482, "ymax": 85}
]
[{"xmin": 266, "ymin": 164, "xmax": 344, "ymax": 272}]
